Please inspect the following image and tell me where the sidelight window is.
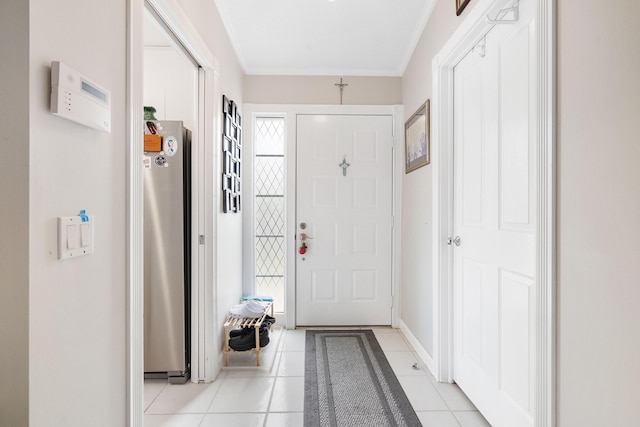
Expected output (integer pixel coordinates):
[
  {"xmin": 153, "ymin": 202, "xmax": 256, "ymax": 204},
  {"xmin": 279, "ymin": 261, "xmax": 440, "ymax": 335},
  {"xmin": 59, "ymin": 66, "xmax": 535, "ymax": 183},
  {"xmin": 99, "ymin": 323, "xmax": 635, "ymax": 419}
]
[{"xmin": 254, "ymin": 117, "xmax": 285, "ymax": 312}]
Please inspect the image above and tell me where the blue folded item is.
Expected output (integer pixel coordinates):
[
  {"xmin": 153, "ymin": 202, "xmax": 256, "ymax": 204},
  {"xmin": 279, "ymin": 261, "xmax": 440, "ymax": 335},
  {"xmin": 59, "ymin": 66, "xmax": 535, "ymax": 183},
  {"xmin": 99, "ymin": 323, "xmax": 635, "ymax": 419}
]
[{"xmin": 242, "ymin": 295, "xmax": 273, "ymax": 302}]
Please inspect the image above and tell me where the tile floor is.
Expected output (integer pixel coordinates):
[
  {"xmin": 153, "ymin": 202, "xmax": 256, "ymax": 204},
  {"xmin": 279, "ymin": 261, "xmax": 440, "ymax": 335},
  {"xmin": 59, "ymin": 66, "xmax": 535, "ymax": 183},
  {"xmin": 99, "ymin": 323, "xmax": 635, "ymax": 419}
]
[{"xmin": 144, "ymin": 327, "xmax": 490, "ymax": 427}]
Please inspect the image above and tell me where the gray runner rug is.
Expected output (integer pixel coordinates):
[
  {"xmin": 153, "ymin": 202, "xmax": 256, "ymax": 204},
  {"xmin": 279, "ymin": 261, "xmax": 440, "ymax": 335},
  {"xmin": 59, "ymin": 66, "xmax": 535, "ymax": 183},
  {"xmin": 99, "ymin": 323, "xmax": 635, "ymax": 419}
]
[{"xmin": 304, "ymin": 330, "xmax": 422, "ymax": 427}]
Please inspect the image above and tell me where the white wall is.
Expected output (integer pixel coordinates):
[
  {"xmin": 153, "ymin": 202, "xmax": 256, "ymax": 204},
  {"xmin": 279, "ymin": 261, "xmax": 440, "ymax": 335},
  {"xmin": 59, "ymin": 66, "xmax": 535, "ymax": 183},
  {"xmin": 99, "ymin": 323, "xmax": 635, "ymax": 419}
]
[
  {"xmin": 27, "ymin": 0, "xmax": 128, "ymax": 425},
  {"xmin": 244, "ymin": 75, "xmax": 401, "ymax": 105},
  {"xmin": 0, "ymin": 1, "xmax": 30, "ymax": 425},
  {"xmin": 557, "ymin": 1, "xmax": 640, "ymax": 425},
  {"xmin": 176, "ymin": 0, "xmax": 245, "ymax": 358},
  {"xmin": 143, "ymin": 47, "xmax": 198, "ymax": 131},
  {"xmin": 400, "ymin": 0, "xmax": 477, "ymax": 357}
]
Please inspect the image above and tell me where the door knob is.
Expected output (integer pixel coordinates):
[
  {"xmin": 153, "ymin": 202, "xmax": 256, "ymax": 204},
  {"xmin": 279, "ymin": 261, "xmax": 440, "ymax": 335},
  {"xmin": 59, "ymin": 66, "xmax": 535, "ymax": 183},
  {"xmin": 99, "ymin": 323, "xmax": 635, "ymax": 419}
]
[{"xmin": 447, "ymin": 236, "xmax": 461, "ymax": 246}]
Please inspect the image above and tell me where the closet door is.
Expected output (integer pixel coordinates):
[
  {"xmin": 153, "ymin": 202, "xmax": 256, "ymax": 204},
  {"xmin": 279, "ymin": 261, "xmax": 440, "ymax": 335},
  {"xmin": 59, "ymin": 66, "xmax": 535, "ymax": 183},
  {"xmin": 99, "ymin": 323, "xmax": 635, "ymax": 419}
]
[{"xmin": 452, "ymin": 1, "xmax": 537, "ymax": 425}]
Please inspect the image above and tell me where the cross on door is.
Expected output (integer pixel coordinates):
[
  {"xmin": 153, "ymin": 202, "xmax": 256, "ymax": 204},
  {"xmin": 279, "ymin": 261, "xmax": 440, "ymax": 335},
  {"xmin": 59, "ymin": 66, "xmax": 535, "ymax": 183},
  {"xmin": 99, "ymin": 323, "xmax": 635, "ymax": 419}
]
[{"xmin": 338, "ymin": 157, "xmax": 351, "ymax": 176}]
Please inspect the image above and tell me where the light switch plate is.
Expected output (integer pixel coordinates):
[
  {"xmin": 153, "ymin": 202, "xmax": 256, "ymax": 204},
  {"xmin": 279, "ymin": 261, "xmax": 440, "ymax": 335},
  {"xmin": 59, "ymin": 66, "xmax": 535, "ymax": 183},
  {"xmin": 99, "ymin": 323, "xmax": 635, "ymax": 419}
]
[{"xmin": 58, "ymin": 215, "xmax": 94, "ymax": 260}]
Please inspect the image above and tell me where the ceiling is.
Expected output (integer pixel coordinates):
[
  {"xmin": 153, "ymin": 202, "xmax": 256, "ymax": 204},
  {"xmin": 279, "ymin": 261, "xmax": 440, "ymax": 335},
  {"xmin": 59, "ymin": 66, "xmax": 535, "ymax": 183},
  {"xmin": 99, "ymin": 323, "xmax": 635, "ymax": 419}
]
[{"xmin": 214, "ymin": 0, "xmax": 436, "ymax": 76}]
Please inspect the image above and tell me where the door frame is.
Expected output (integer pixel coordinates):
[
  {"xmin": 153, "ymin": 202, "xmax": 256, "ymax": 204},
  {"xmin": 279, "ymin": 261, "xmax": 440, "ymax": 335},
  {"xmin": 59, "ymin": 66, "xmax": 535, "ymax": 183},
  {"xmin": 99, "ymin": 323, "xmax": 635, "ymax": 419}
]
[
  {"xmin": 127, "ymin": 0, "xmax": 221, "ymax": 425},
  {"xmin": 243, "ymin": 104, "xmax": 404, "ymax": 330},
  {"xmin": 431, "ymin": 0, "xmax": 555, "ymax": 425}
]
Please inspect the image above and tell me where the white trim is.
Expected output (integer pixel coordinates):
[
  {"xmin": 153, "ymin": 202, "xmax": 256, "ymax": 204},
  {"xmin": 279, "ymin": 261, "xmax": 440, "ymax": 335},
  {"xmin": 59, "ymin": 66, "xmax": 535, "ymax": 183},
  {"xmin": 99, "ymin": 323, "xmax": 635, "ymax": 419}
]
[
  {"xmin": 536, "ymin": 0, "xmax": 556, "ymax": 424},
  {"xmin": 126, "ymin": 0, "xmax": 144, "ymax": 425},
  {"xmin": 431, "ymin": 0, "xmax": 555, "ymax": 425},
  {"xmin": 193, "ymin": 67, "xmax": 204, "ymax": 382},
  {"xmin": 201, "ymin": 65, "xmax": 221, "ymax": 383},
  {"xmin": 243, "ymin": 104, "xmax": 402, "ymax": 329},
  {"xmin": 391, "ymin": 105, "xmax": 405, "ymax": 328},
  {"xmin": 431, "ymin": 41, "xmax": 456, "ymax": 386},
  {"xmin": 192, "ymin": 66, "xmax": 220, "ymax": 383},
  {"xmin": 285, "ymin": 110, "xmax": 297, "ymax": 330},
  {"xmin": 399, "ymin": 319, "xmax": 435, "ymax": 375},
  {"xmin": 241, "ymin": 112, "xmax": 254, "ymax": 297}
]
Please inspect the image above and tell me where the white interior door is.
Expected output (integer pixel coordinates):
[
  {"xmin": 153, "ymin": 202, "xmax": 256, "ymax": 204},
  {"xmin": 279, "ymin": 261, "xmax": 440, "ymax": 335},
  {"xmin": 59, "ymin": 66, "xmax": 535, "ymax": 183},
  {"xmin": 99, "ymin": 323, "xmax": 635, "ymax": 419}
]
[
  {"xmin": 296, "ymin": 114, "xmax": 393, "ymax": 326},
  {"xmin": 452, "ymin": 1, "xmax": 537, "ymax": 426}
]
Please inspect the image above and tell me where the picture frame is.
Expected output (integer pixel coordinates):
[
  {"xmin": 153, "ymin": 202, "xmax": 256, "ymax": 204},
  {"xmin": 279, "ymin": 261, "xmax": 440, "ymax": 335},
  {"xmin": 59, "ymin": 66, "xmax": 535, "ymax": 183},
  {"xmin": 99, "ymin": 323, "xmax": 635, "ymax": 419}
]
[
  {"xmin": 456, "ymin": 0, "xmax": 471, "ymax": 16},
  {"xmin": 222, "ymin": 94, "xmax": 242, "ymax": 213},
  {"xmin": 404, "ymin": 100, "xmax": 430, "ymax": 173},
  {"xmin": 222, "ymin": 95, "xmax": 230, "ymax": 114}
]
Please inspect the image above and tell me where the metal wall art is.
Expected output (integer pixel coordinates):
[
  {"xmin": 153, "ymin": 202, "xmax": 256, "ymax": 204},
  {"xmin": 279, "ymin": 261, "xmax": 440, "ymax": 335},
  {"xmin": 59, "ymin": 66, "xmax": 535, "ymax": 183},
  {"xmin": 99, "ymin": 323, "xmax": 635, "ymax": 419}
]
[{"xmin": 222, "ymin": 95, "xmax": 242, "ymax": 213}]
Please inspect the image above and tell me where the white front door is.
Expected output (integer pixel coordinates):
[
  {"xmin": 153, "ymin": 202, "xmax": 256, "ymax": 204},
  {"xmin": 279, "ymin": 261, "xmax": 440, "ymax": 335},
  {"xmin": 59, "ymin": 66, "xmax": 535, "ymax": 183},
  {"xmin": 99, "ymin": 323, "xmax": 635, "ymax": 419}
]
[
  {"xmin": 453, "ymin": 1, "xmax": 537, "ymax": 425},
  {"xmin": 296, "ymin": 114, "xmax": 393, "ymax": 326}
]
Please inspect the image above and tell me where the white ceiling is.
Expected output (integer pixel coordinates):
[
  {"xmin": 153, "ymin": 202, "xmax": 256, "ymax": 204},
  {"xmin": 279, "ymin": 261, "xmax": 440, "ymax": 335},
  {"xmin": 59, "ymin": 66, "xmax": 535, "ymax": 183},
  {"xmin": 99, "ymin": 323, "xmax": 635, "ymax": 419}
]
[{"xmin": 214, "ymin": 0, "xmax": 436, "ymax": 76}]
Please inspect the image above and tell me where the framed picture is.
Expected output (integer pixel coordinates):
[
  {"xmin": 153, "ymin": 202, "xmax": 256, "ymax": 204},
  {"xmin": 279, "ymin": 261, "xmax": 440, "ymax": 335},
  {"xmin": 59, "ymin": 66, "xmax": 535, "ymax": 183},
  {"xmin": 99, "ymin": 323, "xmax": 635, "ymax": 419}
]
[
  {"xmin": 404, "ymin": 100, "xmax": 430, "ymax": 173},
  {"xmin": 222, "ymin": 94, "xmax": 242, "ymax": 213},
  {"xmin": 222, "ymin": 95, "xmax": 230, "ymax": 114},
  {"xmin": 456, "ymin": 0, "xmax": 471, "ymax": 16}
]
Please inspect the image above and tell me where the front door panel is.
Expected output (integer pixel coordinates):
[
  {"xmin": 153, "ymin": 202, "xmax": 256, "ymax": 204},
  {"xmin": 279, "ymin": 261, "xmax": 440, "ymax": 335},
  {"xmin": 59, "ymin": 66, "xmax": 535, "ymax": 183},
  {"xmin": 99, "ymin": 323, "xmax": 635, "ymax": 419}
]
[{"xmin": 296, "ymin": 115, "xmax": 393, "ymax": 326}]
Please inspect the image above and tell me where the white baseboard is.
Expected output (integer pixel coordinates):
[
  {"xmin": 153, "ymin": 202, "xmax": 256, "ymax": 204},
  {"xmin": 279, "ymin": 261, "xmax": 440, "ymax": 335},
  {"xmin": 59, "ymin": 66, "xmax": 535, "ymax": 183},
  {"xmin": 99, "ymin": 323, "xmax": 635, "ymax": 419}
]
[{"xmin": 398, "ymin": 319, "xmax": 438, "ymax": 380}]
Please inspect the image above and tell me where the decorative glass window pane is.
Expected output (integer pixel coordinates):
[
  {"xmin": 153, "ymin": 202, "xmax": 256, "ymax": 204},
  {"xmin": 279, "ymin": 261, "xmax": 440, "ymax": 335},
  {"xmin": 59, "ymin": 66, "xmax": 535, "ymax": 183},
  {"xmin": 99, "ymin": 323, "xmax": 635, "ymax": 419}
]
[
  {"xmin": 255, "ymin": 117, "xmax": 284, "ymax": 156},
  {"xmin": 255, "ymin": 117, "xmax": 285, "ymax": 312}
]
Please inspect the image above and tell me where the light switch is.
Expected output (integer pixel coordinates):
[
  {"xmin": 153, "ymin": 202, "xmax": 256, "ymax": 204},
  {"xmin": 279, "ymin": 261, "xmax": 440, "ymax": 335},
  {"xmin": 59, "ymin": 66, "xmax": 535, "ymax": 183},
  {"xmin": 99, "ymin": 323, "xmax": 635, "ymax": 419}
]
[
  {"xmin": 58, "ymin": 215, "xmax": 94, "ymax": 260},
  {"xmin": 80, "ymin": 223, "xmax": 91, "ymax": 247},
  {"xmin": 67, "ymin": 225, "xmax": 79, "ymax": 249}
]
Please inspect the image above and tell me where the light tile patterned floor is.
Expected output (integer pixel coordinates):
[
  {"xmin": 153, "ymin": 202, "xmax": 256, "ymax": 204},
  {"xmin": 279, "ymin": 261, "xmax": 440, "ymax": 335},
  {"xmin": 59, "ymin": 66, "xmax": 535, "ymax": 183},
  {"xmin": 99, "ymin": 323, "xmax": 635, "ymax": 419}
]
[{"xmin": 144, "ymin": 328, "xmax": 490, "ymax": 426}]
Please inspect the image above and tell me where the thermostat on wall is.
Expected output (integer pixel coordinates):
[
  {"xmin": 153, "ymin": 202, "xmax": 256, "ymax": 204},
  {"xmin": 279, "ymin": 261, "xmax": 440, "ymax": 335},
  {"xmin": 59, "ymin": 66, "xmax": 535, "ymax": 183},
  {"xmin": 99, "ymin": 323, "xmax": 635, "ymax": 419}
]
[{"xmin": 50, "ymin": 61, "xmax": 111, "ymax": 132}]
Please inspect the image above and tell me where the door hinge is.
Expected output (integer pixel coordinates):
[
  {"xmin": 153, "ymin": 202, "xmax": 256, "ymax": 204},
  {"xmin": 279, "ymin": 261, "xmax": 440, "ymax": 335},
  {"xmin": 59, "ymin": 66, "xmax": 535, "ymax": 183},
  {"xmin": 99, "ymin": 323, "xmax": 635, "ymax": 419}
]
[{"xmin": 199, "ymin": 235, "xmax": 205, "ymax": 245}]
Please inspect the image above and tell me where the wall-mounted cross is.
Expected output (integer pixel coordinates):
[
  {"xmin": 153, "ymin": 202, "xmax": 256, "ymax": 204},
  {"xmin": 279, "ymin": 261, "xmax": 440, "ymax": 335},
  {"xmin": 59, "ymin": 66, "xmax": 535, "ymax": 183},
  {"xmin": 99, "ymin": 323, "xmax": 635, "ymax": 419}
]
[{"xmin": 334, "ymin": 78, "xmax": 349, "ymax": 105}]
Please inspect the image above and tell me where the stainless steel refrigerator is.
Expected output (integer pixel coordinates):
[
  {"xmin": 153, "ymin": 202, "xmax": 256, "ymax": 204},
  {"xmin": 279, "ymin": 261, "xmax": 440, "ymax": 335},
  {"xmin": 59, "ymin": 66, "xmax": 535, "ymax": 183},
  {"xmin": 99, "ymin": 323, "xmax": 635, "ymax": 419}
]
[{"xmin": 143, "ymin": 120, "xmax": 191, "ymax": 383}]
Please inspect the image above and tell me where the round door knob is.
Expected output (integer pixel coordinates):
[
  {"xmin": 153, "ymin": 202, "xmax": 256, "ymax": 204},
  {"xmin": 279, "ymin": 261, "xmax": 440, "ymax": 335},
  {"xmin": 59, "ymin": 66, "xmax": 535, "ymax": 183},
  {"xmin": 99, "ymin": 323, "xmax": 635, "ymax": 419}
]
[{"xmin": 447, "ymin": 236, "xmax": 461, "ymax": 246}]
